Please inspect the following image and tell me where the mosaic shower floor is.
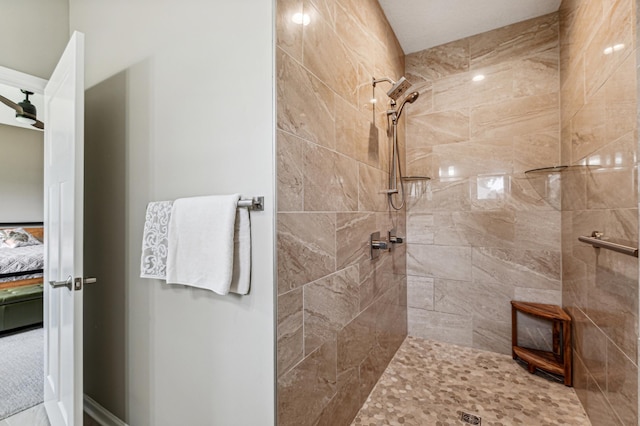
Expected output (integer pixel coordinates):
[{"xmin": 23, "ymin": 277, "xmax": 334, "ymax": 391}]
[{"xmin": 352, "ymin": 336, "xmax": 590, "ymax": 426}]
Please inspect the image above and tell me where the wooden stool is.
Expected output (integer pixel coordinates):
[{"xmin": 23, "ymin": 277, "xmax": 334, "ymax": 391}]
[{"xmin": 511, "ymin": 301, "xmax": 572, "ymax": 386}]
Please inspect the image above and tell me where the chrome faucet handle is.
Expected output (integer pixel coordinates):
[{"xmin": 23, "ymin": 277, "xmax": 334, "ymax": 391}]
[
  {"xmin": 388, "ymin": 228, "xmax": 404, "ymax": 252},
  {"xmin": 371, "ymin": 240, "xmax": 388, "ymax": 250},
  {"xmin": 370, "ymin": 231, "xmax": 388, "ymax": 259}
]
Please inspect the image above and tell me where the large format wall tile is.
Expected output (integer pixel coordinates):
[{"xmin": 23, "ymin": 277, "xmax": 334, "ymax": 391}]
[
  {"xmin": 559, "ymin": 0, "xmax": 638, "ymax": 424},
  {"xmin": 407, "ymin": 275, "xmax": 434, "ymax": 310},
  {"xmin": 585, "ymin": 373, "xmax": 624, "ymax": 425},
  {"xmin": 473, "ymin": 316, "xmax": 512, "ymax": 354},
  {"xmin": 303, "ymin": 1, "xmax": 359, "ymax": 104},
  {"xmin": 513, "ymin": 48, "xmax": 560, "ymax": 98},
  {"xmin": 472, "ymin": 247, "xmax": 561, "ymax": 290},
  {"xmin": 513, "ymin": 132, "xmax": 560, "ymax": 173},
  {"xmin": 607, "ymin": 343, "xmax": 638, "ymax": 425},
  {"xmin": 277, "ymin": 339, "xmax": 337, "ymax": 426},
  {"xmin": 406, "ymin": 39, "xmax": 469, "ymax": 81},
  {"xmin": 277, "ymin": 0, "xmax": 304, "ymax": 62},
  {"xmin": 276, "ymin": 0, "xmax": 407, "ymax": 424},
  {"xmin": 303, "ymin": 142, "xmax": 359, "ymax": 211},
  {"xmin": 304, "ymin": 266, "xmax": 360, "ymax": 354},
  {"xmin": 407, "ymin": 109, "xmax": 469, "ymax": 147},
  {"xmin": 278, "ymin": 288, "xmax": 304, "ymax": 376},
  {"xmin": 469, "ymin": 13, "xmax": 559, "ymax": 69},
  {"xmin": 405, "ymin": 11, "xmax": 563, "ymax": 366},
  {"xmin": 515, "ymin": 210, "xmax": 561, "ymax": 251},
  {"xmin": 589, "ymin": 253, "xmax": 638, "ymax": 359},
  {"xmin": 431, "ymin": 138, "xmax": 512, "ymax": 179},
  {"xmin": 277, "ymin": 130, "xmax": 305, "ymax": 212},
  {"xmin": 408, "ymin": 307, "xmax": 472, "ymax": 346},
  {"xmin": 434, "ymin": 278, "xmax": 512, "ymax": 323},
  {"xmin": 468, "ymin": 61, "xmax": 515, "ymax": 107},
  {"xmin": 337, "ymin": 303, "xmax": 376, "ymax": 374},
  {"xmin": 336, "ymin": 212, "xmax": 377, "ymax": 269},
  {"xmin": 309, "ymin": 0, "xmax": 336, "ymax": 25},
  {"xmin": 407, "ymin": 244, "xmax": 472, "ymax": 281},
  {"xmin": 358, "ymin": 163, "xmax": 388, "ymax": 212},
  {"xmin": 277, "ymin": 48, "xmax": 335, "ymax": 148},
  {"xmin": 570, "ymin": 89, "xmax": 606, "ymax": 162},
  {"xmin": 470, "ymin": 93, "xmax": 559, "ymax": 140},
  {"xmin": 432, "ymin": 72, "xmax": 470, "ymax": 112},
  {"xmin": 335, "ymin": 97, "xmax": 372, "ymax": 166},
  {"xmin": 278, "ymin": 212, "xmax": 336, "ymax": 293},
  {"xmin": 315, "ymin": 368, "xmax": 361, "ymax": 426},
  {"xmin": 583, "ymin": 0, "xmax": 635, "ymax": 100}
]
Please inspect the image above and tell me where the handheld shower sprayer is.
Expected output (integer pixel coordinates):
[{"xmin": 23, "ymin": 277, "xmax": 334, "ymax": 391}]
[
  {"xmin": 372, "ymin": 76, "xmax": 420, "ymax": 210},
  {"xmin": 395, "ymin": 91, "xmax": 419, "ymax": 121}
]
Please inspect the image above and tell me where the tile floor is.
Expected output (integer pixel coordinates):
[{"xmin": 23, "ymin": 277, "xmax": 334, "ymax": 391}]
[
  {"xmin": 0, "ymin": 404, "xmax": 49, "ymax": 426},
  {"xmin": 0, "ymin": 404, "xmax": 99, "ymax": 426},
  {"xmin": 352, "ymin": 336, "xmax": 591, "ymax": 426}
]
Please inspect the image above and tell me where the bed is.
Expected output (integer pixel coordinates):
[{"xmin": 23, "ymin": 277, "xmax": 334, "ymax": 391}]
[
  {"xmin": 0, "ymin": 225, "xmax": 44, "ymax": 333},
  {"xmin": 0, "ymin": 226, "xmax": 44, "ymax": 289}
]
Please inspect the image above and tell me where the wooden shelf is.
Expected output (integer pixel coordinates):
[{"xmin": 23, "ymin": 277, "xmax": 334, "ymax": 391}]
[
  {"xmin": 513, "ymin": 346, "xmax": 564, "ymax": 376},
  {"xmin": 511, "ymin": 300, "xmax": 572, "ymax": 386},
  {"xmin": 511, "ymin": 301, "xmax": 571, "ymax": 321}
]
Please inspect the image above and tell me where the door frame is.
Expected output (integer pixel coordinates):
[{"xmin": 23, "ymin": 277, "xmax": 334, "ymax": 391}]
[{"xmin": 0, "ymin": 65, "xmax": 47, "ymax": 96}]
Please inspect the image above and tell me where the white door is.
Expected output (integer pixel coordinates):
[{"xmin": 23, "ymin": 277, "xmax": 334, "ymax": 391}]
[{"xmin": 43, "ymin": 31, "xmax": 85, "ymax": 426}]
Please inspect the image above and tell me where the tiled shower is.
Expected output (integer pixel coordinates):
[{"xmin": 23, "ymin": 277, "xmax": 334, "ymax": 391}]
[
  {"xmin": 404, "ymin": 13, "xmax": 562, "ymax": 354},
  {"xmin": 276, "ymin": 0, "xmax": 639, "ymax": 425}
]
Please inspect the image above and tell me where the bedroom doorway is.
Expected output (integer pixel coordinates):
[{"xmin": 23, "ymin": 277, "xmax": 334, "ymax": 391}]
[
  {"xmin": 0, "ymin": 32, "xmax": 87, "ymax": 425},
  {"xmin": 0, "ymin": 82, "xmax": 46, "ymax": 420}
]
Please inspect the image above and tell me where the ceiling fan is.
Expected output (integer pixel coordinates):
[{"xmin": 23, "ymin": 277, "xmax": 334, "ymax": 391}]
[{"xmin": 0, "ymin": 89, "xmax": 44, "ymax": 130}]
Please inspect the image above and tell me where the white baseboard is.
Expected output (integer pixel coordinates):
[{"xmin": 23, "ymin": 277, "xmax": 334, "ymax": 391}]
[{"xmin": 83, "ymin": 394, "xmax": 128, "ymax": 426}]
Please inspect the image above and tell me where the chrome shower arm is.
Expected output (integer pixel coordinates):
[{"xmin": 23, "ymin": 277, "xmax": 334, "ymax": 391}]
[{"xmin": 372, "ymin": 77, "xmax": 395, "ymax": 87}]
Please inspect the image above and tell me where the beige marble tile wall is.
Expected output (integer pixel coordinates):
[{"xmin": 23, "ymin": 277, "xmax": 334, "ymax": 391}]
[
  {"xmin": 404, "ymin": 14, "xmax": 562, "ymax": 355},
  {"xmin": 276, "ymin": 0, "xmax": 407, "ymax": 424},
  {"xmin": 559, "ymin": 0, "xmax": 638, "ymax": 424}
]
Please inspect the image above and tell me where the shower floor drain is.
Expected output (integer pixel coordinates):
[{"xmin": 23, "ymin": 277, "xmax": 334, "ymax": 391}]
[{"xmin": 459, "ymin": 411, "xmax": 482, "ymax": 425}]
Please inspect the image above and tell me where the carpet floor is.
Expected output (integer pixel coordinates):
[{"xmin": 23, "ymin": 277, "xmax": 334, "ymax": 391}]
[{"xmin": 0, "ymin": 327, "xmax": 44, "ymax": 420}]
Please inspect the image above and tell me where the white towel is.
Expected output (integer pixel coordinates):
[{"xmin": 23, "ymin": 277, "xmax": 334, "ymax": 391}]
[
  {"xmin": 229, "ymin": 206, "xmax": 251, "ymax": 295},
  {"xmin": 140, "ymin": 200, "xmax": 174, "ymax": 279},
  {"xmin": 166, "ymin": 194, "xmax": 249, "ymax": 295}
]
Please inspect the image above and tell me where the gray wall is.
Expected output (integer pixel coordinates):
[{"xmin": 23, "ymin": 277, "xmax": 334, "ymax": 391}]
[
  {"xmin": 84, "ymin": 71, "xmax": 127, "ymax": 420},
  {"xmin": 0, "ymin": 0, "xmax": 69, "ymax": 79},
  {"xmin": 71, "ymin": 1, "xmax": 276, "ymax": 425},
  {"xmin": 0, "ymin": 124, "xmax": 43, "ymax": 222},
  {"xmin": 0, "ymin": 0, "xmax": 69, "ymax": 223}
]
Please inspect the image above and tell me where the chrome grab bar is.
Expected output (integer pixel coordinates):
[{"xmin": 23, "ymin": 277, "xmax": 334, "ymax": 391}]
[{"xmin": 578, "ymin": 231, "xmax": 638, "ymax": 258}]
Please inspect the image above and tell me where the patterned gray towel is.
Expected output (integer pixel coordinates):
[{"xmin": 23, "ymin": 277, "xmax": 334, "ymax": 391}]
[{"xmin": 140, "ymin": 200, "xmax": 173, "ymax": 279}]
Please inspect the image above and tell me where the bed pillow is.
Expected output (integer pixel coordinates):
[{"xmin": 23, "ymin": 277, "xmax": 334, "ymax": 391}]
[{"xmin": 0, "ymin": 228, "xmax": 42, "ymax": 248}]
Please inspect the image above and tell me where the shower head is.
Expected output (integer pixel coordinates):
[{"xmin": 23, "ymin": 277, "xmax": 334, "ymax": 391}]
[
  {"xmin": 386, "ymin": 76, "xmax": 412, "ymax": 100},
  {"xmin": 396, "ymin": 91, "xmax": 420, "ymax": 120}
]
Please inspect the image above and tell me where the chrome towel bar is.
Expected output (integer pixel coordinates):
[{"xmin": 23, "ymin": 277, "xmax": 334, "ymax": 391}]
[
  {"xmin": 578, "ymin": 231, "xmax": 638, "ymax": 257},
  {"xmin": 238, "ymin": 196, "xmax": 264, "ymax": 211}
]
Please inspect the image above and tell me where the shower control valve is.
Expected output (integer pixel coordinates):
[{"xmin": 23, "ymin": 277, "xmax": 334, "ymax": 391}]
[
  {"xmin": 388, "ymin": 228, "xmax": 404, "ymax": 252},
  {"xmin": 370, "ymin": 231, "xmax": 388, "ymax": 259}
]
